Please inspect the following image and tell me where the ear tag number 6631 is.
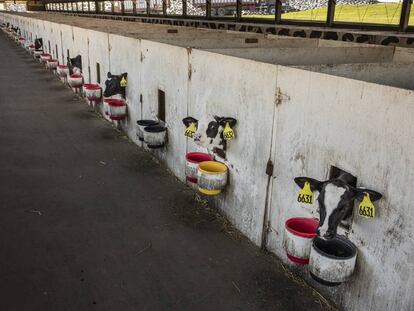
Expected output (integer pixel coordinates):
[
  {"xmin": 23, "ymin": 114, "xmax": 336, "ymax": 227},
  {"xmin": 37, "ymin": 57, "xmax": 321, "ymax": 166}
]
[
  {"xmin": 358, "ymin": 193, "xmax": 375, "ymax": 219},
  {"xmin": 297, "ymin": 181, "xmax": 314, "ymax": 205}
]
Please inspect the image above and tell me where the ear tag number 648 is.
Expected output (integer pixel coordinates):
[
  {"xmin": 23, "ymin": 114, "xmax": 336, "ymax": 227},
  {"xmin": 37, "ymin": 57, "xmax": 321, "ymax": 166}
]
[{"xmin": 297, "ymin": 181, "xmax": 314, "ymax": 205}]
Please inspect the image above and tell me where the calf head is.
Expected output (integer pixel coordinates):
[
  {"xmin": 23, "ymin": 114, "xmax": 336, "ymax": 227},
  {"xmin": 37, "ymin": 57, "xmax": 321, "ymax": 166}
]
[
  {"xmin": 67, "ymin": 55, "xmax": 82, "ymax": 75},
  {"xmin": 103, "ymin": 72, "xmax": 128, "ymax": 98},
  {"xmin": 294, "ymin": 174, "xmax": 382, "ymax": 239},
  {"xmin": 182, "ymin": 115, "xmax": 236, "ymax": 151},
  {"xmin": 34, "ymin": 38, "xmax": 43, "ymax": 51}
]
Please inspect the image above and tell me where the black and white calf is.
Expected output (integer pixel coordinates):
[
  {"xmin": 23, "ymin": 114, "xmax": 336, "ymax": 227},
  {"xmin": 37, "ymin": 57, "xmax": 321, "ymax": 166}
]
[
  {"xmin": 103, "ymin": 72, "xmax": 128, "ymax": 99},
  {"xmin": 11, "ymin": 26, "xmax": 20, "ymax": 34},
  {"xmin": 34, "ymin": 38, "xmax": 43, "ymax": 51},
  {"xmin": 67, "ymin": 55, "xmax": 82, "ymax": 75},
  {"xmin": 182, "ymin": 115, "xmax": 237, "ymax": 151},
  {"xmin": 294, "ymin": 173, "xmax": 382, "ymax": 239}
]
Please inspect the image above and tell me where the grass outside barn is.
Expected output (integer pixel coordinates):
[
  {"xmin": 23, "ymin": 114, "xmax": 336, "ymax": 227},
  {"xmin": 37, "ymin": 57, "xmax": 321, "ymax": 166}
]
[{"xmin": 250, "ymin": 3, "xmax": 414, "ymax": 26}]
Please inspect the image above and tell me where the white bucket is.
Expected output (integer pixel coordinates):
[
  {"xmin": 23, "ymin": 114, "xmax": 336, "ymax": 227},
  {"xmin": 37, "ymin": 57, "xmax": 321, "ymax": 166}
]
[
  {"xmin": 136, "ymin": 120, "xmax": 159, "ymax": 141},
  {"xmin": 106, "ymin": 99, "xmax": 127, "ymax": 121},
  {"xmin": 56, "ymin": 65, "xmax": 70, "ymax": 78},
  {"xmin": 83, "ymin": 84, "xmax": 102, "ymax": 101},
  {"xmin": 46, "ymin": 60, "xmax": 59, "ymax": 70},
  {"xmin": 143, "ymin": 125, "xmax": 167, "ymax": 148},
  {"xmin": 33, "ymin": 50, "xmax": 43, "ymax": 58},
  {"xmin": 67, "ymin": 74, "xmax": 83, "ymax": 88},
  {"xmin": 39, "ymin": 53, "xmax": 51, "ymax": 63},
  {"xmin": 309, "ymin": 236, "xmax": 357, "ymax": 286}
]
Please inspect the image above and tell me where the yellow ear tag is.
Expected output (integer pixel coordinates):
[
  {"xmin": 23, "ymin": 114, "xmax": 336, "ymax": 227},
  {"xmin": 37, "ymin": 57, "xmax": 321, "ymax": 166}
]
[
  {"xmin": 223, "ymin": 122, "xmax": 235, "ymax": 141},
  {"xmin": 120, "ymin": 77, "xmax": 127, "ymax": 87},
  {"xmin": 358, "ymin": 193, "xmax": 375, "ymax": 218},
  {"xmin": 297, "ymin": 181, "xmax": 314, "ymax": 205},
  {"xmin": 185, "ymin": 122, "xmax": 197, "ymax": 138}
]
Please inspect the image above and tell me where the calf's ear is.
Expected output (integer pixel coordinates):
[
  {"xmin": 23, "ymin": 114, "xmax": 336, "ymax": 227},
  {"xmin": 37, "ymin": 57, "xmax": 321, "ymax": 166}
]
[
  {"xmin": 337, "ymin": 172, "xmax": 356, "ymax": 186},
  {"xmin": 351, "ymin": 187, "xmax": 382, "ymax": 202},
  {"xmin": 218, "ymin": 117, "xmax": 237, "ymax": 128},
  {"xmin": 294, "ymin": 177, "xmax": 323, "ymax": 192},
  {"xmin": 182, "ymin": 117, "xmax": 198, "ymax": 127}
]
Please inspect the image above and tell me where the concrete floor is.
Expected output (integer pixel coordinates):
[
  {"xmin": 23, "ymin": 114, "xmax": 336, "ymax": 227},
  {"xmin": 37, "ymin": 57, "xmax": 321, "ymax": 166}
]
[{"xmin": 0, "ymin": 32, "xmax": 328, "ymax": 311}]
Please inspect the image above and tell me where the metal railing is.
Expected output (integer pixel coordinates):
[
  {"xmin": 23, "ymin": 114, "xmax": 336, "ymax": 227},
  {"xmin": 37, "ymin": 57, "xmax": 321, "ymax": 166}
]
[{"xmin": 43, "ymin": 0, "xmax": 414, "ymax": 32}]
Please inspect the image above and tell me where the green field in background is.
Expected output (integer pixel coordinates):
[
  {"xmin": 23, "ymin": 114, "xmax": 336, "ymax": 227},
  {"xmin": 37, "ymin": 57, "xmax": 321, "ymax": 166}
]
[{"xmin": 248, "ymin": 3, "xmax": 414, "ymax": 25}]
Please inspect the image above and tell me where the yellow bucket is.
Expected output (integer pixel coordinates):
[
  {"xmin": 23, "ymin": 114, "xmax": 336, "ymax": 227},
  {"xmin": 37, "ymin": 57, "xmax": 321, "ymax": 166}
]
[{"xmin": 197, "ymin": 161, "xmax": 228, "ymax": 195}]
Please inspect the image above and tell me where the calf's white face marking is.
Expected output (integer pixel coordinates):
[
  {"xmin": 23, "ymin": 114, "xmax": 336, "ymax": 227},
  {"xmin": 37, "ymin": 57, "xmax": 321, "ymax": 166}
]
[
  {"xmin": 193, "ymin": 115, "xmax": 224, "ymax": 150},
  {"xmin": 318, "ymin": 184, "xmax": 346, "ymax": 238},
  {"xmin": 72, "ymin": 67, "xmax": 81, "ymax": 75}
]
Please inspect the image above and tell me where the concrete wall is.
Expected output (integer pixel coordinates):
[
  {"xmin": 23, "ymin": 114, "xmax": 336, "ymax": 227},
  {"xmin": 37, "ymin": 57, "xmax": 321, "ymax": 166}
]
[
  {"xmin": 187, "ymin": 49, "xmax": 277, "ymax": 245},
  {"xmin": 139, "ymin": 39, "xmax": 189, "ymax": 180},
  {"xmin": 265, "ymin": 66, "xmax": 414, "ymax": 311},
  {"xmin": 2, "ymin": 12, "xmax": 414, "ymax": 311},
  {"xmin": 206, "ymin": 46, "xmax": 395, "ymax": 65},
  {"xmin": 297, "ymin": 62, "xmax": 414, "ymax": 91},
  {"xmin": 151, "ymin": 37, "xmax": 320, "ymax": 49}
]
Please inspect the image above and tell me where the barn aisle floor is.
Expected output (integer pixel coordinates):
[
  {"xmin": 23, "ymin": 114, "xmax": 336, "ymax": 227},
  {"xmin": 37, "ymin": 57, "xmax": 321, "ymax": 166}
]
[{"xmin": 0, "ymin": 32, "xmax": 327, "ymax": 311}]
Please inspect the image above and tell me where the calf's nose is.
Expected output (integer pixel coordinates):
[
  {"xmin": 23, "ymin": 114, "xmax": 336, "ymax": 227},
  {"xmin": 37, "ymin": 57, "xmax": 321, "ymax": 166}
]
[{"xmin": 193, "ymin": 133, "xmax": 201, "ymax": 141}]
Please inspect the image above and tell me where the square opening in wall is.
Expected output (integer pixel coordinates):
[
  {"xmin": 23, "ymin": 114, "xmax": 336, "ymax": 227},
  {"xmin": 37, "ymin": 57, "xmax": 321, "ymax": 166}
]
[
  {"xmin": 158, "ymin": 89, "xmax": 165, "ymax": 122},
  {"xmin": 96, "ymin": 63, "xmax": 101, "ymax": 83}
]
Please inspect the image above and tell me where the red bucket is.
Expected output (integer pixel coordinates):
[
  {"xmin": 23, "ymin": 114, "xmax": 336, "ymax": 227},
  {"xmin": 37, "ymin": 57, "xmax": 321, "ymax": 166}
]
[
  {"xmin": 284, "ymin": 218, "xmax": 319, "ymax": 264},
  {"xmin": 84, "ymin": 84, "xmax": 102, "ymax": 101},
  {"xmin": 106, "ymin": 99, "xmax": 127, "ymax": 121},
  {"xmin": 185, "ymin": 152, "xmax": 214, "ymax": 183},
  {"xmin": 67, "ymin": 74, "xmax": 83, "ymax": 88}
]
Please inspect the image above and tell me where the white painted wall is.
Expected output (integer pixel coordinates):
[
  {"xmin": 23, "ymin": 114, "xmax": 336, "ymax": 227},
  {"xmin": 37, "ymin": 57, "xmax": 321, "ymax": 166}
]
[
  {"xmin": 139, "ymin": 40, "xmax": 189, "ymax": 180},
  {"xmin": 108, "ymin": 34, "xmax": 142, "ymax": 142},
  {"xmin": 2, "ymin": 12, "xmax": 414, "ymax": 311},
  {"xmin": 206, "ymin": 46, "xmax": 395, "ymax": 65},
  {"xmin": 297, "ymin": 62, "xmax": 414, "ymax": 91},
  {"xmin": 266, "ymin": 66, "xmax": 414, "ymax": 311},
  {"xmin": 187, "ymin": 49, "xmax": 277, "ymax": 245}
]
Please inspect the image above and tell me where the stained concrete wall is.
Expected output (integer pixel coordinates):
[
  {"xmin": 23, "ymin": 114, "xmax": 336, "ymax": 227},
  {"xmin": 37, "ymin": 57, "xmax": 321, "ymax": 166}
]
[
  {"xmin": 108, "ymin": 34, "xmax": 142, "ymax": 140},
  {"xmin": 297, "ymin": 62, "xmax": 414, "ymax": 91},
  {"xmin": 206, "ymin": 46, "xmax": 395, "ymax": 65},
  {"xmin": 2, "ymin": 12, "xmax": 414, "ymax": 311},
  {"xmin": 266, "ymin": 66, "xmax": 414, "ymax": 311},
  {"xmin": 187, "ymin": 49, "xmax": 277, "ymax": 245},
  {"xmin": 150, "ymin": 37, "xmax": 320, "ymax": 49},
  {"xmin": 139, "ymin": 39, "xmax": 189, "ymax": 181}
]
